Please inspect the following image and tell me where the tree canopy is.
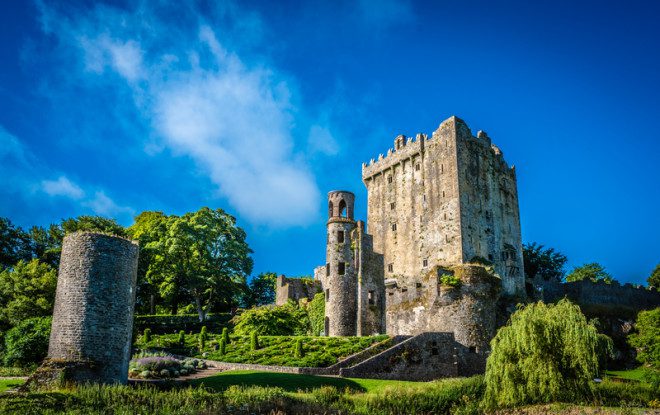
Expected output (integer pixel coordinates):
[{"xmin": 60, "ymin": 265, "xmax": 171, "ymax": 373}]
[
  {"xmin": 0, "ymin": 218, "xmax": 32, "ymax": 269},
  {"xmin": 565, "ymin": 262, "xmax": 614, "ymax": 284},
  {"xmin": 483, "ymin": 299, "xmax": 605, "ymax": 408},
  {"xmin": 245, "ymin": 272, "xmax": 277, "ymax": 307},
  {"xmin": 522, "ymin": 242, "xmax": 567, "ymax": 282},
  {"xmin": 0, "ymin": 259, "xmax": 58, "ymax": 328},
  {"xmin": 648, "ymin": 264, "xmax": 660, "ymax": 291},
  {"xmin": 628, "ymin": 307, "xmax": 660, "ymax": 385}
]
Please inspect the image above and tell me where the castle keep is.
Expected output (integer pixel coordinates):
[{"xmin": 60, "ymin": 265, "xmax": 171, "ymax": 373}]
[{"xmin": 284, "ymin": 116, "xmax": 525, "ymax": 342}]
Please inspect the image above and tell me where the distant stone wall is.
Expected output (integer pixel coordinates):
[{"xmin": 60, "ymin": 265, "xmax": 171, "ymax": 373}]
[
  {"xmin": 275, "ymin": 275, "xmax": 322, "ymax": 306},
  {"xmin": 339, "ymin": 332, "xmax": 460, "ymax": 380},
  {"xmin": 47, "ymin": 232, "xmax": 139, "ymax": 385}
]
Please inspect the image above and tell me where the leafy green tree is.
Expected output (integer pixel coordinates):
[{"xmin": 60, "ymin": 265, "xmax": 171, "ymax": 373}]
[
  {"xmin": 0, "ymin": 259, "xmax": 57, "ymax": 327},
  {"xmin": 0, "ymin": 218, "xmax": 32, "ymax": 269},
  {"xmin": 522, "ymin": 242, "xmax": 567, "ymax": 282},
  {"xmin": 307, "ymin": 292, "xmax": 326, "ymax": 336},
  {"xmin": 483, "ymin": 299, "xmax": 604, "ymax": 408},
  {"xmin": 566, "ymin": 262, "xmax": 614, "ymax": 284},
  {"xmin": 28, "ymin": 224, "xmax": 64, "ymax": 269},
  {"xmin": 232, "ymin": 302, "xmax": 310, "ymax": 336},
  {"xmin": 3, "ymin": 316, "xmax": 51, "ymax": 367},
  {"xmin": 146, "ymin": 208, "xmax": 253, "ymax": 318},
  {"xmin": 648, "ymin": 264, "xmax": 660, "ymax": 291},
  {"xmin": 246, "ymin": 272, "xmax": 277, "ymax": 307},
  {"xmin": 60, "ymin": 215, "xmax": 126, "ymax": 237},
  {"xmin": 628, "ymin": 307, "xmax": 660, "ymax": 385}
]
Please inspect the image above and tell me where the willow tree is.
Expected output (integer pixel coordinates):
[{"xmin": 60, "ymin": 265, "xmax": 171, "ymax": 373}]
[{"xmin": 483, "ymin": 299, "xmax": 605, "ymax": 408}]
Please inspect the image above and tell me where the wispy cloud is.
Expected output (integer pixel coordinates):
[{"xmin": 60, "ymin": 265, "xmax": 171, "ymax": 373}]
[
  {"xmin": 41, "ymin": 176, "xmax": 84, "ymax": 199},
  {"xmin": 35, "ymin": 1, "xmax": 322, "ymax": 227}
]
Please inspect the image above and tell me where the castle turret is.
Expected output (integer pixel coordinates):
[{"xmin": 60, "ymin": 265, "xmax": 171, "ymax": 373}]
[{"xmin": 324, "ymin": 190, "xmax": 358, "ymax": 336}]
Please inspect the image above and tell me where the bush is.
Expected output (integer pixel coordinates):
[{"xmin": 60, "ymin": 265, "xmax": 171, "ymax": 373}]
[
  {"xmin": 128, "ymin": 352, "xmax": 206, "ymax": 379},
  {"xmin": 232, "ymin": 302, "xmax": 310, "ymax": 336},
  {"xmin": 3, "ymin": 316, "xmax": 51, "ymax": 367},
  {"xmin": 294, "ymin": 338, "xmax": 304, "ymax": 358},
  {"xmin": 628, "ymin": 307, "xmax": 660, "ymax": 386},
  {"xmin": 200, "ymin": 326, "xmax": 208, "ymax": 342},
  {"xmin": 222, "ymin": 327, "xmax": 230, "ymax": 344},
  {"xmin": 178, "ymin": 330, "xmax": 185, "ymax": 346},
  {"xmin": 142, "ymin": 328, "xmax": 152, "ymax": 343},
  {"xmin": 134, "ymin": 313, "xmax": 232, "ymax": 335},
  {"xmin": 251, "ymin": 331, "xmax": 259, "ymax": 351},
  {"xmin": 483, "ymin": 299, "xmax": 603, "ymax": 409},
  {"xmin": 220, "ymin": 338, "xmax": 226, "ymax": 355},
  {"xmin": 307, "ymin": 293, "xmax": 325, "ymax": 336}
]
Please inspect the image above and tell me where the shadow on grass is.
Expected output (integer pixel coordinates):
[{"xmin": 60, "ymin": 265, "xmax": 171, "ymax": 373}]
[{"xmin": 189, "ymin": 370, "xmax": 366, "ymax": 392}]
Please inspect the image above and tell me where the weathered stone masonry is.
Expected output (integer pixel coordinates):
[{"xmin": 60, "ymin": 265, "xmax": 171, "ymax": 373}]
[{"xmin": 46, "ymin": 232, "xmax": 139, "ymax": 384}]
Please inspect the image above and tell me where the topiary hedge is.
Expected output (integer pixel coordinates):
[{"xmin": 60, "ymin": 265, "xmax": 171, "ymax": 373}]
[{"xmin": 134, "ymin": 313, "xmax": 232, "ymax": 335}]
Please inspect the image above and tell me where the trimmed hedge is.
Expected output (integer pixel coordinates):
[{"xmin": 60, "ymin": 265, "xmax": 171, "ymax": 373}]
[{"xmin": 134, "ymin": 313, "xmax": 233, "ymax": 335}]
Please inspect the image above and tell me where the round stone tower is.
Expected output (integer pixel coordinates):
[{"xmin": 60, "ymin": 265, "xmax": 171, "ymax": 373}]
[
  {"xmin": 324, "ymin": 190, "xmax": 358, "ymax": 336},
  {"xmin": 47, "ymin": 232, "xmax": 139, "ymax": 384}
]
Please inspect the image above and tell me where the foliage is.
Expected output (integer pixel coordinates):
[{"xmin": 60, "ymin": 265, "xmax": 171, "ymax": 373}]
[
  {"xmin": 232, "ymin": 302, "xmax": 310, "ymax": 336},
  {"xmin": 134, "ymin": 313, "xmax": 232, "ymax": 335},
  {"xmin": 128, "ymin": 352, "xmax": 206, "ymax": 379},
  {"xmin": 294, "ymin": 338, "xmax": 304, "ymax": 358},
  {"xmin": 628, "ymin": 307, "xmax": 660, "ymax": 386},
  {"xmin": 250, "ymin": 331, "xmax": 259, "ymax": 351},
  {"xmin": 137, "ymin": 332, "xmax": 387, "ymax": 368},
  {"xmin": 566, "ymin": 262, "xmax": 614, "ymax": 284},
  {"xmin": 0, "ymin": 259, "xmax": 57, "ymax": 326},
  {"xmin": 219, "ymin": 338, "xmax": 226, "ymax": 355},
  {"xmin": 131, "ymin": 208, "xmax": 253, "ymax": 318},
  {"xmin": 439, "ymin": 273, "xmax": 461, "ymax": 288},
  {"xmin": 0, "ymin": 217, "xmax": 32, "ymax": 270},
  {"xmin": 200, "ymin": 326, "xmax": 208, "ymax": 342},
  {"xmin": 245, "ymin": 272, "xmax": 277, "ymax": 307},
  {"xmin": 648, "ymin": 264, "xmax": 660, "ymax": 291},
  {"xmin": 522, "ymin": 242, "xmax": 568, "ymax": 282},
  {"xmin": 483, "ymin": 299, "xmax": 604, "ymax": 408},
  {"xmin": 3, "ymin": 316, "xmax": 51, "ymax": 367},
  {"xmin": 178, "ymin": 330, "xmax": 185, "ymax": 346},
  {"xmin": 307, "ymin": 292, "xmax": 325, "ymax": 336},
  {"xmin": 142, "ymin": 328, "xmax": 152, "ymax": 343},
  {"xmin": 221, "ymin": 327, "xmax": 230, "ymax": 344},
  {"xmin": 593, "ymin": 379, "xmax": 659, "ymax": 407}
]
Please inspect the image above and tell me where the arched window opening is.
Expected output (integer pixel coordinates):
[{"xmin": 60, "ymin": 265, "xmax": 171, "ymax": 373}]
[
  {"xmin": 328, "ymin": 201, "xmax": 334, "ymax": 217},
  {"xmin": 338, "ymin": 199, "xmax": 347, "ymax": 217}
]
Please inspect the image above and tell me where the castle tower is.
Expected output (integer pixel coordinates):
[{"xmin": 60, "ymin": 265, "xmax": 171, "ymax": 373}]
[
  {"xmin": 324, "ymin": 190, "xmax": 358, "ymax": 336},
  {"xmin": 46, "ymin": 232, "xmax": 139, "ymax": 384}
]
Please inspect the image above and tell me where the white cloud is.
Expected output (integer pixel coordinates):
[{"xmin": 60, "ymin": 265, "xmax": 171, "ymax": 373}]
[
  {"xmin": 308, "ymin": 125, "xmax": 339, "ymax": 156},
  {"xmin": 41, "ymin": 176, "xmax": 85, "ymax": 199},
  {"xmin": 37, "ymin": 2, "xmax": 323, "ymax": 227},
  {"xmin": 84, "ymin": 191, "xmax": 134, "ymax": 217}
]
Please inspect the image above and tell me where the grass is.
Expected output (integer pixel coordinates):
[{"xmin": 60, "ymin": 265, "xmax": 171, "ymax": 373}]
[
  {"xmin": 605, "ymin": 366, "xmax": 647, "ymax": 382},
  {"xmin": 136, "ymin": 333, "xmax": 389, "ymax": 367},
  {"xmin": 190, "ymin": 369, "xmax": 423, "ymax": 393},
  {"xmin": 0, "ymin": 367, "xmax": 33, "ymax": 377},
  {"xmin": 0, "ymin": 379, "xmax": 24, "ymax": 393}
]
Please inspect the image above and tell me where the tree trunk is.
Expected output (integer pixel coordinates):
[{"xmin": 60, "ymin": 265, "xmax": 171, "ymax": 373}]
[
  {"xmin": 195, "ymin": 296, "xmax": 206, "ymax": 322},
  {"xmin": 150, "ymin": 294, "xmax": 155, "ymax": 315}
]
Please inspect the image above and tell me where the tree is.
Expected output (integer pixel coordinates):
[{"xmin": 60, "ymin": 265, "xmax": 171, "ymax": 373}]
[
  {"xmin": 0, "ymin": 218, "xmax": 32, "ymax": 270},
  {"xmin": 648, "ymin": 264, "xmax": 660, "ymax": 291},
  {"xmin": 231, "ymin": 302, "xmax": 310, "ymax": 336},
  {"xmin": 628, "ymin": 307, "xmax": 660, "ymax": 385},
  {"xmin": 0, "ymin": 259, "xmax": 58, "ymax": 327},
  {"xmin": 522, "ymin": 242, "xmax": 567, "ymax": 282},
  {"xmin": 483, "ymin": 299, "xmax": 604, "ymax": 408},
  {"xmin": 146, "ymin": 208, "xmax": 253, "ymax": 319},
  {"xmin": 28, "ymin": 224, "xmax": 64, "ymax": 269},
  {"xmin": 3, "ymin": 316, "xmax": 51, "ymax": 367},
  {"xmin": 307, "ymin": 292, "xmax": 326, "ymax": 336},
  {"xmin": 246, "ymin": 272, "xmax": 277, "ymax": 307},
  {"xmin": 566, "ymin": 262, "xmax": 614, "ymax": 284},
  {"xmin": 60, "ymin": 215, "xmax": 126, "ymax": 237}
]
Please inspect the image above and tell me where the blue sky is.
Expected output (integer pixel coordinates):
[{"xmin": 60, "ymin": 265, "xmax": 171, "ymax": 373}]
[{"xmin": 1, "ymin": 0, "xmax": 659, "ymax": 285}]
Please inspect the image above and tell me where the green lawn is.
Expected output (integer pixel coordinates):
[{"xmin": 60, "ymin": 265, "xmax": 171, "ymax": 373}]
[
  {"xmin": 605, "ymin": 366, "xmax": 647, "ymax": 382},
  {"xmin": 0, "ymin": 379, "xmax": 24, "ymax": 393},
  {"xmin": 189, "ymin": 369, "xmax": 424, "ymax": 393}
]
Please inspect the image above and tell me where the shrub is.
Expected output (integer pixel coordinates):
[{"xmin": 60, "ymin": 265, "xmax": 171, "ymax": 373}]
[
  {"xmin": 294, "ymin": 338, "xmax": 304, "ymax": 358},
  {"xmin": 220, "ymin": 338, "xmax": 226, "ymax": 355},
  {"xmin": 178, "ymin": 330, "xmax": 185, "ymax": 346},
  {"xmin": 628, "ymin": 307, "xmax": 660, "ymax": 386},
  {"xmin": 199, "ymin": 336, "xmax": 206, "ymax": 351},
  {"xmin": 307, "ymin": 293, "xmax": 325, "ymax": 336},
  {"xmin": 222, "ymin": 327, "xmax": 230, "ymax": 344},
  {"xmin": 439, "ymin": 273, "xmax": 461, "ymax": 288},
  {"xmin": 483, "ymin": 299, "xmax": 604, "ymax": 409},
  {"xmin": 232, "ymin": 302, "xmax": 310, "ymax": 336},
  {"xmin": 142, "ymin": 328, "xmax": 152, "ymax": 343},
  {"xmin": 200, "ymin": 326, "xmax": 208, "ymax": 342},
  {"xmin": 128, "ymin": 353, "xmax": 206, "ymax": 379},
  {"xmin": 251, "ymin": 331, "xmax": 259, "ymax": 351},
  {"xmin": 3, "ymin": 316, "xmax": 51, "ymax": 367}
]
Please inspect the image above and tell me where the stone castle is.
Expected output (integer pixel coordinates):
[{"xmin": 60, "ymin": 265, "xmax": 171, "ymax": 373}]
[{"xmin": 277, "ymin": 116, "xmax": 526, "ymax": 373}]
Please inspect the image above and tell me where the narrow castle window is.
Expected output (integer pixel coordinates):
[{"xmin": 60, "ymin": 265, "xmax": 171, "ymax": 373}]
[
  {"xmin": 423, "ymin": 194, "xmax": 426, "ymax": 202},
  {"xmin": 338, "ymin": 199, "xmax": 347, "ymax": 217},
  {"xmin": 441, "ymin": 164, "xmax": 444, "ymax": 173},
  {"xmin": 326, "ymin": 263, "xmax": 330, "ymax": 276},
  {"xmin": 390, "ymin": 202, "xmax": 395, "ymax": 210},
  {"xmin": 442, "ymin": 191, "xmax": 446, "ymax": 198},
  {"xmin": 415, "ymin": 163, "xmax": 420, "ymax": 171},
  {"xmin": 388, "ymin": 263, "xmax": 393, "ymax": 272},
  {"xmin": 444, "ymin": 212, "xmax": 447, "ymax": 220},
  {"xmin": 391, "ymin": 223, "xmax": 397, "ymax": 231},
  {"xmin": 488, "ymin": 254, "xmax": 494, "ymax": 261},
  {"xmin": 388, "ymin": 176, "xmax": 393, "ymax": 184},
  {"xmin": 325, "ymin": 289, "xmax": 329, "ymax": 301},
  {"xmin": 338, "ymin": 262, "xmax": 346, "ymax": 275},
  {"xmin": 337, "ymin": 231, "xmax": 344, "ymax": 243},
  {"xmin": 423, "ymin": 259, "xmax": 428, "ymax": 267},
  {"xmin": 368, "ymin": 290, "xmax": 375, "ymax": 305}
]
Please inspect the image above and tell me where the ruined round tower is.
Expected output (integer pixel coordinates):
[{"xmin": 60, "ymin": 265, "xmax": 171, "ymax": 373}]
[
  {"xmin": 46, "ymin": 232, "xmax": 139, "ymax": 384},
  {"xmin": 324, "ymin": 191, "xmax": 358, "ymax": 336}
]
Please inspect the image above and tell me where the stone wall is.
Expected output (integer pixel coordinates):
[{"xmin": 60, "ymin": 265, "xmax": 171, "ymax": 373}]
[
  {"xmin": 339, "ymin": 332, "xmax": 460, "ymax": 380},
  {"xmin": 47, "ymin": 232, "xmax": 139, "ymax": 384},
  {"xmin": 275, "ymin": 275, "xmax": 322, "ymax": 306}
]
